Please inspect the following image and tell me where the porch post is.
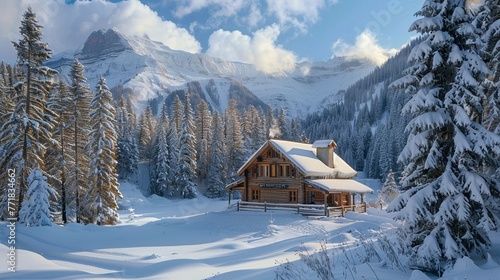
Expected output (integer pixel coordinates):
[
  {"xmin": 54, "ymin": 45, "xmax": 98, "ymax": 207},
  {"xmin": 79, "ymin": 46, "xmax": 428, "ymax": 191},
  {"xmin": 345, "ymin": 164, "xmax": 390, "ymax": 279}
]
[
  {"xmin": 324, "ymin": 193, "xmax": 328, "ymax": 216},
  {"xmin": 228, "ymin": 189, "xmax": 231, "ymax": 205},
  {"xmin": 361, "ymin": 193, "xmax": 365, "ymax": 203}
]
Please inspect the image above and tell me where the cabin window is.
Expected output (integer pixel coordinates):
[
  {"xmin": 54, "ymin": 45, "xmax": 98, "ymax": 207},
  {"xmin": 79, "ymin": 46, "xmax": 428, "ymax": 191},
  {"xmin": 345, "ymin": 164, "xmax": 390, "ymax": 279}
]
[
  {"xmin": 252, "ymin": 166, "xmax": 259, "ymax": 178},
  {"xmin": 289, "ymin": 190, "xmax": 298, "ymax": 203},
  {"xmin": 279, "ymin": 164, "xmax": 290, "ymax": 177},
  {"xmin": 315, "ymin": 191, "xmax": 325, "ymax": 201},
  {"xmin": 270, "ymin": 164, "xmax": 277, "ymax": 177},
  {"xmin": 291, "ymin": 167, "xmax": 296, "ymax": 178},
  {"xmin": 267, "ymin": 149, "xmax": 279, "ymax": 158},
  {"xmin": 333, "ymin": 193, "xmax": 339, "ymax": 204},
  {"xmin": 251, "ymin": 189, "xmax": 260, "ymax": 201},
  {"xmin": 259, "ymin": 165, "xmax": 269, "ymax": 177}
]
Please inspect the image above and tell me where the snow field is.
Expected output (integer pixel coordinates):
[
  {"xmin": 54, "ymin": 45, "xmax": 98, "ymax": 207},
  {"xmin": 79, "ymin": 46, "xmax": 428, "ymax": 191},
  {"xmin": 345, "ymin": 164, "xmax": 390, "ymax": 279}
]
[{"xmin": 0, "ymin": 181, "xmax": 499, "ymax": 279}]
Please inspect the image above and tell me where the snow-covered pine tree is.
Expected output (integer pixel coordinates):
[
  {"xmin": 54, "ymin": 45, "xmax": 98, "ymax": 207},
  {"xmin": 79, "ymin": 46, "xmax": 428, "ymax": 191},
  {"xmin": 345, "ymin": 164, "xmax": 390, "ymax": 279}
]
[
  {"xmin": 165, "ymin": 121, "xmax": 180, "ymax": 197},
  {"xmin": 126, "ymin": 98, "xmax": 138, "ymax": 135},
  {"xmin": 149, "ymin": 102, "xmax": 170, "ymax": 196},
  {"xmin": 116, "ymin": 96, "xmax": 128, "ymax": 139},
  {"xmin": 0, "ymin": 65, "xmax": 15, "ymax": 123},
  {"xmin": 290, "ymin": 116, "xmax": 303, "ymax": 141},
  {"xmin": 116, "ymin": 96, "xmax": 138, "ymax": 180},
  {"xmin": 243, "ymin": 105, "xmax": 266, "ymax": 154},
  {"xmin": 388, "ymin": 0, "xmax": 500, "ymax": 272},
  {"xmin": 138, "ymin": 105, "xmax": 155, "ymax": 162},
  {"xmin": 277, "ymin": 107, "xmax": 291, "ymax": 140},
  {"xmin": 376, "ymin": 170, "xmax": 399, "ymax": 208},
  {"xmin": 243, "ymin": 105, "xmax": 257, "ymax": 151},
  {"xmin": 149, "ymin": 122, "xmax": 169, "ymax": 197},
  {"xmin": 67, "ymin": 58, "xmax": 92, "ymax": 223},
  {"xmin": 19, "ymin": 168, "xmax": 58, "ymax": 227},
  {"xmin": 205, "ymin": 111, "xmax": 227, "ymax": 198},
  {"xmin": 1, "ymin": 7, "xmax": 56, "ymax": 217},
  {"xmin": 195, "ymin": 100, "xmax": 212, "ymax": 181},
  {"xmin": 171, "ymin": 94, "xmax": 184, "ymax": 135},
  {"xmin": 178, "ymin": 93, "xmax": 197, "ymax": 198},
  {"xmin": 0, "ymin": 65, "xmax": 17, "ymax": 219},
  {"xmin": 225, "ymin": 100, "xmax": 246, "ymax": 178},
  {"xmin": 253, "ymin": 107, "xmax": 268, "ymax": 148},
  {"xmin": 158, "ymin": 101, "xmax": 170, "ymax": 132},
  {"xmin": 84, "ymin": 77, "xmax": 122, "ymax": 225},
  {"xmin": 45, "ymin": 81, "xmax": 74, "ymax": 224},
  {"xmin": 476, "ymin": 0, "xmax": 500, "ymax": 134},
  {"xmin": 265, "ymin": 104, "xmax": 274, "ymax": 137}
]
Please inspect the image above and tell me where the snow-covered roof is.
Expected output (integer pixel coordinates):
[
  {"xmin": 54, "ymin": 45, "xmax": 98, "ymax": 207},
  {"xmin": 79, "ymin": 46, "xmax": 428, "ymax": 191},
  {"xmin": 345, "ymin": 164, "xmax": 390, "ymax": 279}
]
[
  {"xmin": 305, "ymin": 179, "xmax": 373, "ymax": 194},
  {"xmin": 238, "ymin": 139, "xmax": 357, "ymax": 178}
]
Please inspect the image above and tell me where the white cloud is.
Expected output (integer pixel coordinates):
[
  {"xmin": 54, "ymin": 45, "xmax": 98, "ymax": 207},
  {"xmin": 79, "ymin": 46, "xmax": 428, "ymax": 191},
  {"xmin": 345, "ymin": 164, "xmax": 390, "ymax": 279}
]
[
  {"xmin": 246, "ymin": 2, "xmax": 263, "ymax": 27},
  {"xmin": 331, "ymin": 30, "xmax": 398, "ymax": 66},
  {"xmin": 265, "ymin": 0, "xmax": 327, "ymax": 32},
  {"xmin": 174, "ymin": 0, "xmax": 336, "ymax": 33},
  {"xmin": 207, "ymin": 24, "xmax": 296, "ymax": 74},
  {"xmin": 174, "ymin": 0, "xmax": 247, "ymax": 18},
  {"xmin": 0, "ymin": 0, "xmax": 201, "ymax": 63}
]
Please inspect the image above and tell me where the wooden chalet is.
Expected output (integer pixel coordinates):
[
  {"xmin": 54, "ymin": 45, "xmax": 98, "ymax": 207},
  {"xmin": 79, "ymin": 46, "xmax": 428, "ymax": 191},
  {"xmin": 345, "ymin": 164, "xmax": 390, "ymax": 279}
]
[{"xmin": 226, "ymin": 139, "xmax": 373, "ymax": 216}]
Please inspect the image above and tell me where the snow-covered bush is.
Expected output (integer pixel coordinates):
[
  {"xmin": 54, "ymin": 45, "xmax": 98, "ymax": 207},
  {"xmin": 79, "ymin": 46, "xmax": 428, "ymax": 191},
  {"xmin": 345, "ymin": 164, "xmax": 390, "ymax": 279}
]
[{"xmin": 19, "ymin": 169, "xmax": 58, "ymax": 227}]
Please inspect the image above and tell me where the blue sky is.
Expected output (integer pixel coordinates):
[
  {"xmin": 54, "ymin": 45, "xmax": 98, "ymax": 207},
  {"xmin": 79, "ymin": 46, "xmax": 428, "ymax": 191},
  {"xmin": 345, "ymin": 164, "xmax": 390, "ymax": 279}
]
[{"xmin": 1, "ymin": 0, "xmax": 423, "ymax": 72}]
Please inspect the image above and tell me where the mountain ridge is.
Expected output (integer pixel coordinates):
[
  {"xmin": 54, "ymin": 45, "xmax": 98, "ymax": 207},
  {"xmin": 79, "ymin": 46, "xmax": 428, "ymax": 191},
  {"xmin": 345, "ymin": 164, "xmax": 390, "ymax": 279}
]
[{"xmin": 47, "ymin": 28, "xmax": 376, "ymax": 116}]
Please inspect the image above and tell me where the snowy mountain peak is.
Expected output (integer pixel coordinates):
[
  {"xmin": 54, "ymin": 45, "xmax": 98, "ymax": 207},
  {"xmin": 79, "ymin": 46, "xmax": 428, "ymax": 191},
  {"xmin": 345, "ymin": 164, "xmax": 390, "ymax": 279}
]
[
  {"xmin": 47, "ymin": 27, "xmax": 376, "ymax": 116},
  {"xmin": 80, "ymin": 28, "xmax": 132, "ymax": 61}
]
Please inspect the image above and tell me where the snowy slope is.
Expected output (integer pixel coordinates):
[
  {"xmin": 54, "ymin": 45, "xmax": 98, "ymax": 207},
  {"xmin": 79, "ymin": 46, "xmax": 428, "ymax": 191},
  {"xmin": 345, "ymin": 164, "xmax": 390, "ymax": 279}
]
[
  {"xmin": 1, "ymin": 181, "xmax": 500, "ymax": 279},
  {"xmin": 47, "ymin": 28, "xmax": 375, "ymax": 116}
]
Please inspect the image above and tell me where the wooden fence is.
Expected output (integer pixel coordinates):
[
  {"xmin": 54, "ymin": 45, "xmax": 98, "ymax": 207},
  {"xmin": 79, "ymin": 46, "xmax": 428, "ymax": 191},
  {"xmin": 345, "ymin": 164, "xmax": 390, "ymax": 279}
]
[
  {"xmin": 236, "ymin": 201, "xmax": 326, "ymax": 216},
  {"xmin": 236, "ymin": 201, "xmax": 368, "ymax": 217},
  {"xmin": 328, "ymin": 203, "xmax": 367, "ymax": 217}
]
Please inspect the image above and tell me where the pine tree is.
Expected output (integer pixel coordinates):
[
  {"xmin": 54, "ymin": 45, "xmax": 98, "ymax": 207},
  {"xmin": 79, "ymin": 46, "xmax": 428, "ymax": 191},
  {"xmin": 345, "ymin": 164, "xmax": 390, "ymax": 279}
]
[
  {"xmin": 476, "ymin": 0, "xmax": 500, "ymax": 134},
  {"xmin": 277, "ymin": 107, "xmax": 291, "ymax": 140},
  {"xmin": 84, "ymin": 77, "xmax": 122, "ymax": 225},
  {"xmin": 290, "ymin": 116, "xmax": 303, "ymax": 140},
  {"xmin": 171, "ymin": 94, "xmax": 184, "ymax": 135},
  {"xmin": 225, "ymin": 100, "xmax": 245, "ymax": 178},
  {"xmin": 376, "ymin": 170, "xmax": 399, "ymax": 208},
  {"xmin": 149, "ymin": 102, "xmax": 171, "ymax": 196},
  {"xmin": 0, "ymin": 66, "xmax": 15, "ymax": 124},
  {"xmin": 116, "ymin": 96, "xmax": 138, "ymax": 179},
  {"xmin": 150, "ymin": 124, "xmax": 170, "ymax": 196},
  {"xmin": 205, "ymin": 111, "xmax": 227, "ymax": 198},
  {"xmin": 195, "ymin": 100, "xmax": 212, "ymax": 181},
  {"xmin": 388, "ymin": 1, "xmax": 500, "ymax": 272},
  {"xmin": 0, "ymin": 65, "xmax": 17, "ymax": 220},
  {"xmin": 165, "ymin": 121, "xmax": 180, "ymax": 197},
  {"xmin": 45, "ymin": 81, "xmax": 73, "ymax": 224},
  {"xmin": 68, "ymin": 58, "xmax": 92, "ymax": 223},
  {"xmin": 138, "ymin": 105, "xmax": 155, "ymax": 162},
  {"xmin": 0, "ymin": 7, "xmax": 56, "ymax": 217},
  {"xmin": 253, "ymin": 107, "xmax": 268, "ymax": 148},
  {"xmin": 178, "ymin": 93, "xmax": 197, "ymax": 198},
  {"xmin": 265, "ymin": 104, "xmax": 274, "ymax": 137},
  {"xmin": 19, "ymin": 169, "xmax": 58, "ymax": 227}
]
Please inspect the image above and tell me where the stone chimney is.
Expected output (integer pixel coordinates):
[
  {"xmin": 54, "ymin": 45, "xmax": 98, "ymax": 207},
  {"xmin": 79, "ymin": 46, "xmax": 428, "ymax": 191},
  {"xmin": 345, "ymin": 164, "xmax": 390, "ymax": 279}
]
[{"xmin": 312, "ymin": 140, "xmax": 337, "ymax": 168}]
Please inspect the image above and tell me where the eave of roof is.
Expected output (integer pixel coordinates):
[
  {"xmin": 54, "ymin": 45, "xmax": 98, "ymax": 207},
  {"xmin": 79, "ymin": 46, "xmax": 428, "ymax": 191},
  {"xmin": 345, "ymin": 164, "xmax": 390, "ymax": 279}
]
[
  {"xmin": 305, "ymin": 179, "xmax": 373, "ymax": 194},
  {"xmin": 225, "ymin": 178, "xmax": 245, "ymax": 190}
]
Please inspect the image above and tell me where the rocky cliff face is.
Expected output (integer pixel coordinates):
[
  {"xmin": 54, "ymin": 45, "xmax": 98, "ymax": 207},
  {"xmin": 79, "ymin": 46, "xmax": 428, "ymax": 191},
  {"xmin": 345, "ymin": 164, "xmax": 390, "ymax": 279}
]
[
  {"xmin": 47, "ymin": 28, "xmax": 376, "ymax": 116},
  {"xmin": 80, "ymin": 28, "xmax": 133, "ymax": 61}
]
